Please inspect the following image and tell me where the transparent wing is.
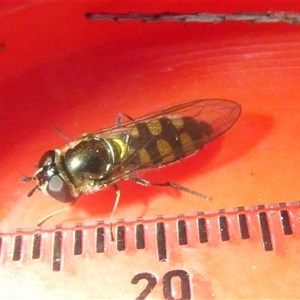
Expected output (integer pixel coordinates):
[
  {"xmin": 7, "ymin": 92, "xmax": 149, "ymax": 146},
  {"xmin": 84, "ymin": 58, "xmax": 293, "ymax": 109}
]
[
  {"xmin": 90, "ymin": 99, "xmax": 241, "ymax": 184},
  {"xmin": 92, "ymin": 99, "xmax": 241, "ymax": 137}
]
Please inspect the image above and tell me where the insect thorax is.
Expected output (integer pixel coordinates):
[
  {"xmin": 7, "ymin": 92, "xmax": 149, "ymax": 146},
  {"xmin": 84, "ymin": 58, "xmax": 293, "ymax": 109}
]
[{"xmin": 60, "ymin": 136, "xmax": 127, "ymax": 192}]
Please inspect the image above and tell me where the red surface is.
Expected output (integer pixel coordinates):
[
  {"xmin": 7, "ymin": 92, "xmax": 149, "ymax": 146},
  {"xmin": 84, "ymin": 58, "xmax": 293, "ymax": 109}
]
[
  {"xmin": 1, "ymin": 2, "xmax": 300, "ymax": 298},
  {"xmin": 1, "ymin": 2, "xmax": 300, "ymax": 226}
]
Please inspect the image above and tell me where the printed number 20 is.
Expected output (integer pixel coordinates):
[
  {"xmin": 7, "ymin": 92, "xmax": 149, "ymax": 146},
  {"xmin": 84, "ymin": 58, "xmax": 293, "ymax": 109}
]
[{"xmin": 131, "ymin": 269, "xmax": 191, "ymax": 300}]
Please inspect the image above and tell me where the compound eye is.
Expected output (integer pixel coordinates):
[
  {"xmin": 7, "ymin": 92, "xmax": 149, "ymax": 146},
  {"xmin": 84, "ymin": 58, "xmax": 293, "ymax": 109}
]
[
  {"xmin": 38, "ymin": 150, "xmax": 56, "ymax": 168},
  {"xmin": 47, "ymin": 175, "xmax": 77, "ymax": 203}
]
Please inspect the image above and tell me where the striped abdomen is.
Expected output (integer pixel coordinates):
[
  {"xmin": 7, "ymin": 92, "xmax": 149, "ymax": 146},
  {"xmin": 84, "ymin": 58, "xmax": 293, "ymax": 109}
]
[{"xmin": 128, "ymin": 117, "xmax": 213, "ymax": 168}]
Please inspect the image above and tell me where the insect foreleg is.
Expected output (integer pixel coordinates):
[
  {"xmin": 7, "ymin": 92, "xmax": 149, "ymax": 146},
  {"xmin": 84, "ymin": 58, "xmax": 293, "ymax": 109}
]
[
  {"xmin": 37, "ymin": 199, "xmax": 78, "ymax": 227},
  {"xmin": 109, "ymin": 184, "xmax": 121, "ymax": 242},
  {"xmin": 129, "ymin": 175, "xmax": 210, "ymax": 201}
]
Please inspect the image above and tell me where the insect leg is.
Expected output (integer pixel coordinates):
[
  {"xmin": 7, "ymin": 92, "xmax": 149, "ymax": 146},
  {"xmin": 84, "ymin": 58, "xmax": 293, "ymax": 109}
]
[
  {"xmin": 54, "ymin": 127, "xmax": 72, "ymax": 142},
  {"xmin": 130, "ymin": 176, "xmax": 211, "ymax": 201},
  {"xmin": 116, "ymin": 113, "xmax": 136, "ymax": 127},
  {"xmin": 37, "ymin": 200, "xmax": 78, "ymax": 227},
  {"xmin": 109, "ymin": 184, "xmax": 121, "ymax": 242}
]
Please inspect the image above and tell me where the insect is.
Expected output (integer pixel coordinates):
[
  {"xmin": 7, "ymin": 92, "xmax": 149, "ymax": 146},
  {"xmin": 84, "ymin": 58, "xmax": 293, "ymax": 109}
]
[{"xmin": 22, "ymin": 99, "xmax": 241, "ymax": 241}]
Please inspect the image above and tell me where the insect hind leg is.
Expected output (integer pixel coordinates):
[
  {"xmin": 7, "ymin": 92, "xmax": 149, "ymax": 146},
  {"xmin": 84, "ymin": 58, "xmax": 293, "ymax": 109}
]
[{"xmin": 129, "ymin": 176, "xmax": 210, "ymax": 201}]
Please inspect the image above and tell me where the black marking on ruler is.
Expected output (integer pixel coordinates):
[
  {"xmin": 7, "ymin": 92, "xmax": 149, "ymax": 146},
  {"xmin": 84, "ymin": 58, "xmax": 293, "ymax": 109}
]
[
  {"xmin": 74, "ymin": 229, "xmax": 83, "ymax": 255},
  {"xmin": 257, "ymin": 204, "xmax": 265, "ymax": 210},
  {"xmin": 53, "ymin": 231, "xmax": 62, "ymax": 272},
  {"xmin": 13, "ymin": 235, "xmax": 22, "ymax": 261},
  {"xmin": 280, "ymin": 210, "xmax": 293, "ymax": 235},
  {"xmin": 259, "ymin": 212, "xmax": 273, "ymax": 251},
  {"xmin": 32, "ymin": 233, "xmax": 41, "ymax": 259},
  {"xmin": 156, "ymin": 222, "xmax": 167, "ymax": 261},
  {"xmin": 238, "ymin": 214, "xmax": 250, "ymax": 239},
  {"xmin": 96, "ymin": 227, "xmax": 105, "ymax": 253},
  {"xmin": 197, "ymin": 218, "xmax": 208, "ymax": 243},
  {"xmin": 6, "ymin": 201, "xmax": 300, "ymax": 270},
  {"xmin": 219, "ymin": 216, "xmax": 230, "ymax": 241},
  {"xmin": 177, "ymin": 220, "xmax": 188, "ymax": 245},
  {"xmin": 117, "ymin": 226, "xmax": 125, "ymax": 251},
  {"xmin": 136, "ymin": 224, "xmax": 145, "ymax": 249}
]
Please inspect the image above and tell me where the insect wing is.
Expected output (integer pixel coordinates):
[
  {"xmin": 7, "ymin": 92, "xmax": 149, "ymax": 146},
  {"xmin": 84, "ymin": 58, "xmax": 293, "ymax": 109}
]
[
  {"xmin": 109, "ymin": 98, "xmax": 241, "ymax": 144},
  {"xmin": 94, "ymin": 99, "xmax": 241, "ymax": 183},
  {"xmin": 174, "ymin": 99, "xmax": 241, "ymax": 141},
  {"xmin": 94, "ymin": 99, "xmax": 240, "ymax": 136}
]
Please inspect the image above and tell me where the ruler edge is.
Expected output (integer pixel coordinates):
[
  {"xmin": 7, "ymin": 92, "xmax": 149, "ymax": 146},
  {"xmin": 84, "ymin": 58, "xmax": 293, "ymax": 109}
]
[{"xmin": 0, "ymin": 200, "xmax": 298, "ymax": 236}]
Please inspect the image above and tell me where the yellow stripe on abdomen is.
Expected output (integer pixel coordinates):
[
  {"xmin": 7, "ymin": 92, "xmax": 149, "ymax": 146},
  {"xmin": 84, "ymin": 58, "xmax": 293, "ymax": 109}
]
[
  {"xmin": 156, "ymin": 139, "xmax": 176, "ymax": 163},
  {"xmin": 179, "ymin": 132, "xmax": 196, "ymax": 155}
]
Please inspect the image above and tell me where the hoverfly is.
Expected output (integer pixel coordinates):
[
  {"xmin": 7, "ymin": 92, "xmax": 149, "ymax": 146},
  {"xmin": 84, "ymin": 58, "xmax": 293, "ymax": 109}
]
[{"xmin": 23, "ymin": 99, "xmax": 241, "ymax": 241}]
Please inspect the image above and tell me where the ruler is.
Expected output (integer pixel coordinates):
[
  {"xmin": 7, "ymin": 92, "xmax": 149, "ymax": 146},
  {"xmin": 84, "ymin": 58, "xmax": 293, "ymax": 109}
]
[{"xmin": 1, "ymin": 201, "xmax": 300, "ymax": 299}]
